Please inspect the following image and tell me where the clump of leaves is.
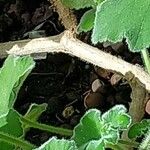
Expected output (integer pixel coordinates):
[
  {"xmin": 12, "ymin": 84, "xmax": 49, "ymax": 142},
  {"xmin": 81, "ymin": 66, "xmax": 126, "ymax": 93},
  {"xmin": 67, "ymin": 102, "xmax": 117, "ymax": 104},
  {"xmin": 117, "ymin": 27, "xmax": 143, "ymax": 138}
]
[
  {"xmin": 128, "ymin": 120, "xmax": 150, "ymax": 150},
  {"xmin": 72, "ymin": 105, "xmax": 131, "ymax": 149},
  {"xmin": 36, "ymin": 105, "xmax": 149, "ymax": 150},
  {"xmin": 0, "ymin": 55, "xmax": 35, "ymax": 150},
  {"xmin": 34, "ymin": 105, "xmax": 133, "ymax": 150},
  {"xmin": 61, "ymin": 0, "xmax": 150, "ymax": 74},
  {"xmin": 0, "ymin": 55, "xmax": 72, "ymax": 150},
  {"xmin": 0, "ymin": 55, "xmax": 149, "ymax": 150}
]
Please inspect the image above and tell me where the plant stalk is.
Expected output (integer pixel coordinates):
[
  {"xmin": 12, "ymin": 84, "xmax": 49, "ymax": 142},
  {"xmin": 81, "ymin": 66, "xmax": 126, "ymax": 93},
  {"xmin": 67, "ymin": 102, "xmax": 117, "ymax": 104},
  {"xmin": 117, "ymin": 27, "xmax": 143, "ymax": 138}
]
[
  {"xmin": 141, "ymin": 49, "xmax": 150, "ymax": 74},
  {"xmin": 20, "ymin": 117, "xmax": 73, "ymax": 137},
  {"xmin": 0, "ymin": 131, "xmax": 35, "ymax": 150},
  {"xmin": 106, "ymin": 139, "xmax": 139, "ymax": 150},
  {"xmin": 106, "ymin": 143, "xmax": 124, "ymax": 150},
  {"xmin": 118, "ymin": 139, "xmax": 139, "ymax": 148}
]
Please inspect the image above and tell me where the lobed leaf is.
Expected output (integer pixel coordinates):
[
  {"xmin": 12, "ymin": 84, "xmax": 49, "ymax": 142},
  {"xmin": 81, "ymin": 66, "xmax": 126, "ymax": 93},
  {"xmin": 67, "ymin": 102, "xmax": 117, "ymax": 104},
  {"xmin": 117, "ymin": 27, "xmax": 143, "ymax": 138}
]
[
  {"xmin": 72, "ymin": 106, "xmax": 128, "ymax": 149},
  {"xmin": 0, "ymin": 55, "xmax": 35, "ymax": 128},
  {"xmin": 92, "ymin": 0, "xmax": 150, "ymax": 52},
  {"xmin": 34, "ymin": 137, "xmax": 77, "ymax": 150},
  {"xmin": 60, "ymin": 0, "xmax": 96, "ymax": 9},
  {"xmin": 128, "ymin": 119, "xmax": 150, "ymax": 139},
  {"xmin": 72, "ymin": 109, "xmax": 103, "ymax": 147},
  {"xmin": 102, "ymin": 105, "xmax": 131, "ymax": 130},
  {"xmin": 100, "ymin": 127, "xmax": 119, "ymax": 145},
  {"xmin": 86, "ymin": 138, "xmax": 105, "ymax": 150}
]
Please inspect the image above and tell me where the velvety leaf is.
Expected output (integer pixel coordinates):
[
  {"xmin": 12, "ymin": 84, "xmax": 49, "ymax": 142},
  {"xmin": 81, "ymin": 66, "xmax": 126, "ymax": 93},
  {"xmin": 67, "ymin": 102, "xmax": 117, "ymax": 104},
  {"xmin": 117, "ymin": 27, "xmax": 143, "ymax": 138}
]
[
  {"xmin": 78, "ymin": 9, "xmax": 96, "ymax": 32},
  {"xmin": 72, "ymin": 109, "xmax": 103, "ymax": 147},
  {"xmin": 101, "ymin": 127, "xmax": 119, "ymax": 144},
  {"xmin": 92, "ymin": 0, "xmax": 150, "ymax": 52},
  {"xmin": 86, "ymin": 129, "xmax": 119, "ymax": 150},
  {"xmin": 60, "ymin": 0, "xmax": 96, "ymax": 9},
  {"xmin": 72, "ymin": 106, "xmax": 129, "ymax": 149},
  {"xmin": 102, "ymin": 105, "xmax": 131, "ymax": 130},
  {"xmin": 0, "ymin": 109, "xmax": 23, "ymax": 150},
  {"xmin": 139, "ymin": 129, "xmax": 150, "ymax": 150},
  {"xmin": 86, "ymin": 139, "xmax": 105, "ymax": 150},
  {"xmin": 128, "ymin": 119, "xmax": 150, "ymax": 139},
  {"xmin": 0, "ymin": 55, "xmax": 35, "ymax": 128},
  {"xmin": 34, "ymin": 137, "xmax": 77, "ymax": 150}
]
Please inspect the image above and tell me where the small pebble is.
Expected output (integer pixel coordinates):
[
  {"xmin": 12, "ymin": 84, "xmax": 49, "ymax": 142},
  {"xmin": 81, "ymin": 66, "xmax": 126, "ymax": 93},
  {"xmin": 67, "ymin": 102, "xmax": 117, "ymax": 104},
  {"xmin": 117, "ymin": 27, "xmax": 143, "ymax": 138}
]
[
  {"xmin": 84, "ymin": 92, "xmax": 104, "ymax": 108},
  {"xmin": 110, "ymin": 73, "xmax": 122, "ymax": 85},
  {"xmin": 91, "ymin": 79, "xmax": 104, "ymax": 92},
  {"xmin": 145, "ymin": 100, "xmax": 150, "ymax": 115}
]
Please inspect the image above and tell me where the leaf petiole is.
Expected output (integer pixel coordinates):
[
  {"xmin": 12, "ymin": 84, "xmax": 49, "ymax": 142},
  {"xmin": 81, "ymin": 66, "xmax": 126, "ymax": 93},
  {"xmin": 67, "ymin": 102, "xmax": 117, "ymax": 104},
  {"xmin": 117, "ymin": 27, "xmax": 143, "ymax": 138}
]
[
  {"xmin": 20, "ymin": 117, "xmax": 73, "ymax": 137},
  {"xmin": 0, "ymin": 131, "xmax": 35, "ymax": 150}
]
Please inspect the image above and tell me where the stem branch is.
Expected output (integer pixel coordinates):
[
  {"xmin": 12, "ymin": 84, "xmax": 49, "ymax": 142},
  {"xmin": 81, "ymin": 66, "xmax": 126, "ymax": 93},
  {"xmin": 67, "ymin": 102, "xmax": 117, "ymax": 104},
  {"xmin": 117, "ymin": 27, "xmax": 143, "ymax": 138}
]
[
  {"xmin": 0, "ymin": 131, "xmax": 35, "ymax": 150},
  {"xmin": 20, "ymin": 117, "xmax": 73, "ymax": 137},
  {"xmin": 118, "ymin": 139, "xmax": 139, "ymax": 148}
]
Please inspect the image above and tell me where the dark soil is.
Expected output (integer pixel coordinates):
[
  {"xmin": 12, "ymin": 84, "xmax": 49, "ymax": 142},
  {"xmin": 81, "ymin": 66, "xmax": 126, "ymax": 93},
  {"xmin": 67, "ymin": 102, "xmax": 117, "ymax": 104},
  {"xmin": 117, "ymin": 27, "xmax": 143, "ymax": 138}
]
[
  {"xmin": 14, "ymin": 52, "xmax": 132, "ymax": 146},
  {"xmin": 0, "ymin": 0, "xmax": 146, "ymax": 148},
  {"xmin": 0, "ymin": 0, "xmax": 63, "ymax": 42}
]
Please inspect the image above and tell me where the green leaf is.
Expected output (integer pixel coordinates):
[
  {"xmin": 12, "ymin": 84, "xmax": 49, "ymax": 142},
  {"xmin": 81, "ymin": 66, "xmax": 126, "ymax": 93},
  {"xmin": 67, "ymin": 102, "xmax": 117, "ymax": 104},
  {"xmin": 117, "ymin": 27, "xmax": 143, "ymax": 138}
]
[
  {"xmin": 128, "ymin": 119, "xmax": 150, "ymax": 139},
  {"xmin": 139, "ymin": 129, "xmax": 150, "ymax": 150},
  {"xmin": 86, "ymin": 138, "xmax": 105, "ymax": 150},
  {"xmin": 60, "ymin": 0, "xmax": 96, "ymax": 9},
  {"xmin": 72, "ymin": 109, "xmax": 103, "ymax": 147},
  {"xmin": 0, "ymin": 109, "xmax": 23, "ymax": 150},
  {"xmin": 72, "ymin": 106, "xmax": 130, "ymax": 149},
  {"xmin": 102, "ymin": 105, "xmax": 131, "ymax": 130},
  {"xmin": 78, "ymin": 9, "xmax": 96, "ymax": 32},
  {"xmin": 34, "ymin": 137, "xmax": 77, "ymax": 150},
  {"xmin": 24, "ymin": 103, "xmax": 47, "ymax": 123},
  {"xmin": 23, "ymin": 103, "xmax": 47, "ymax": 133},
  {"xmin": 0, "ymin": 55, "xmax": 35, "ymax": 128},
  {"xmin": 72, "ymin": 105, "xmax": 131, "ymax": 150},
  {"xmin": 100, "ymin": 127, "xmax": 119, "ymax": 144},
  {"xmin": 92, "ymin": 0, "xmax": 150, "ymax": 52}
]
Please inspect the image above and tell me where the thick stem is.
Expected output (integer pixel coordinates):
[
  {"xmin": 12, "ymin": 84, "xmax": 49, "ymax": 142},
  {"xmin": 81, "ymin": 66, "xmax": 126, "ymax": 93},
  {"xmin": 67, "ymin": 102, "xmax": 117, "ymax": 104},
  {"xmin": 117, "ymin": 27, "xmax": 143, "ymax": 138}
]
[
  {"xmin": 20, "ymin": 117, "xmax": 73, "ymax": 137},
  {"xmin": 2, "ymin": 31, "xmax": 150, "ymax": 92},
  {"xmin": 141, "ymin": 49, "xmax": 150, "ymax": 74},
  {"xmin": 50, "ymin": 0, "xmax": 77, "ymax": 30},
  {"xmin": 0, "ymin": 131, "xmax": 35, "ymax": 150}
]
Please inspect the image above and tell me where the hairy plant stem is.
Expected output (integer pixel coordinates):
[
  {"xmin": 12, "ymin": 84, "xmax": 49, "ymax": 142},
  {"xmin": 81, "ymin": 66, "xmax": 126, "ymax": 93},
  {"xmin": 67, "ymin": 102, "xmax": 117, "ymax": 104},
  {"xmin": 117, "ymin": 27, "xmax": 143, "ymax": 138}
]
[
  {"xmin": 84, "ymin": 139, "xmax": 138, "ymax": 150},
  {"xmin": 20, "ymin": 117, "xmax": 73, "ymax": 136},
  {"xmin": 118, "ymin": 139, "xmax": 139, "ymax": 148},
  {"xmin": 106, "ymin": 139, "xmax": 139, "ymax": 150},
  {"xmin": 106, "ymin": 143, "xmax": 124, "ymax": 150},
  {"xmin": 141, "ymin": 49, "xmax": 150, "ymax": 74},
  {"xmin": 0, "ymin": 131, "xmax": 35, "ymax": 150}
]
